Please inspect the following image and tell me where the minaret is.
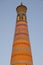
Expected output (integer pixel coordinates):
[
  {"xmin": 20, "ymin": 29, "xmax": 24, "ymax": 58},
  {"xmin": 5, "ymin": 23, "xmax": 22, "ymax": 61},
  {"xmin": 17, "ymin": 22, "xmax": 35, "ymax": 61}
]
[{"xmin": 10, "ymin": 3, "xmax": 33, "ymax": 65}]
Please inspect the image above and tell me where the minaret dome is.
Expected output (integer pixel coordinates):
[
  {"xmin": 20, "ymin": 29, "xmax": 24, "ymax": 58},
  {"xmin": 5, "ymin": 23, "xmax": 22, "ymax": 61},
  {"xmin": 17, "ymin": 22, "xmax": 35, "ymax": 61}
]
[{"xmin": 16, "ymin": 3, "xmax": 27, "ymax": 13}]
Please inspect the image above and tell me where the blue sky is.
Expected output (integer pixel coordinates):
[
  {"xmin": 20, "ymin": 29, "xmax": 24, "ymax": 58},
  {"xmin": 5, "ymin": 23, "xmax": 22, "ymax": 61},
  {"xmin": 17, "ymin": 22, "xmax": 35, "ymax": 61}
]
[{"xmin": 0, "ymin": 0, "xmax": 43, "ymax": 65}]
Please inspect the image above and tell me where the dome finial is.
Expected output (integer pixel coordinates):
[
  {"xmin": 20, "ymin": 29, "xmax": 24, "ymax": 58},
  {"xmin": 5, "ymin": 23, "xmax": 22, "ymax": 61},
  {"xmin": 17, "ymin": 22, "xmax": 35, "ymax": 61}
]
[
  {"xmin": 21, "ymin": 1, "xmax": 22, "ymax": 5},
  {"xmin": 16, "ymin": 2, "xmax": 27, "ymax": 13}
]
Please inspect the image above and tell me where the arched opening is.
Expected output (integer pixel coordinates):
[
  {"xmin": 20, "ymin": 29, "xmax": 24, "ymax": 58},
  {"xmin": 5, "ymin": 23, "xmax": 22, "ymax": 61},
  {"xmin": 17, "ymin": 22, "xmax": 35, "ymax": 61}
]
[
  {"xmin": 17, "ymin": 15, "xmax": 20, "ymax": 21},
  {"xmin": 23, "ymin": 14, "xmax": 26, "ymax": 20}
]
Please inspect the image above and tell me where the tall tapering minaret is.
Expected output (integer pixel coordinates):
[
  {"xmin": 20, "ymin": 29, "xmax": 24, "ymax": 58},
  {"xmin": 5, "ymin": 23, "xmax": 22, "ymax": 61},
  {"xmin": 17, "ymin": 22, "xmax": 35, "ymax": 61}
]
[{"xmin": 10, "ymin": 3, "xmax": 33, "ymax": 65}]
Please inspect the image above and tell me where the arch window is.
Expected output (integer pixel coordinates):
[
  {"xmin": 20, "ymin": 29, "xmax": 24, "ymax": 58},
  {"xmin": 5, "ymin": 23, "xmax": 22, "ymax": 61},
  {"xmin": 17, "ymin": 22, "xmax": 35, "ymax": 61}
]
[
  {"xmin": 17, "ymin": 14, "xmax": 26, "ymax": 21},
  {"xmin": 17, "ymin": 15, "xmax": 20, "ymax": 21},
  {"xmin": 23, "ymin": 14, "xmax": 26, "ymax": 20}
]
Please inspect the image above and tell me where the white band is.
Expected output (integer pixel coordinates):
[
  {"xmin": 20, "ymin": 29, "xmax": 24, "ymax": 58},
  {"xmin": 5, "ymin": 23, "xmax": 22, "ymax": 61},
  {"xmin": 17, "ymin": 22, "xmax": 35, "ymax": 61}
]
[{"xmin": 11, "ymin": 60, "xmax": 33, "ymax": 65}]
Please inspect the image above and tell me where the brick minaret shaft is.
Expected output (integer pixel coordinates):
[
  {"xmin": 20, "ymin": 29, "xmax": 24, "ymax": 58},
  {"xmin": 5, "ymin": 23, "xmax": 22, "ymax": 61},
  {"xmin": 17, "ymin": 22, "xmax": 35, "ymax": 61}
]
[{"xmin": 10, "ymin": 3, "xmax": 33, "ymax": 65}]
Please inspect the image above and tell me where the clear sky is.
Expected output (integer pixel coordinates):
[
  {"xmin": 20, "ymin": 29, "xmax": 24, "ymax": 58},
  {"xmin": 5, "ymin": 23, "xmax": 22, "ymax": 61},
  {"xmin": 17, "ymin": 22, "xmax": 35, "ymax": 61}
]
[{"xmin": 0, "ymin": 0, "xmax": 43, "ymax": 65}]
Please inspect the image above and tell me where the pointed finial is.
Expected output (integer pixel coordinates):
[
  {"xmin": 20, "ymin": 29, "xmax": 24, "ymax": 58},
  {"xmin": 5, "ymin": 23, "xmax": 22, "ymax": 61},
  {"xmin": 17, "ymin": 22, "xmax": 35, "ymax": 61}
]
[{"xmin": 21, "ymin": 2, "xmax": 23, "ymax": 5}]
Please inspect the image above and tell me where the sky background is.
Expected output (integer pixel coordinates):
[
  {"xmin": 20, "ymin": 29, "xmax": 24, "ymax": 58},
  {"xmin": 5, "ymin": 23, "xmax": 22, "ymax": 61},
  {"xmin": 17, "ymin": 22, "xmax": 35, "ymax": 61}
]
[{"xmin": 0, "ymin": 0, "xmax": 43, "ymax": 65}]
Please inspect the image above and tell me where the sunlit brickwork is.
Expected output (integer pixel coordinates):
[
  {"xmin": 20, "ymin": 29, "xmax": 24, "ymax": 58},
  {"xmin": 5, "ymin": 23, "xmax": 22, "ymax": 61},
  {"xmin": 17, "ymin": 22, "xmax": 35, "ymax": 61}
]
[{"xmin": 10, "ymin": 3, "xmax": 33, "ymax": 65}]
